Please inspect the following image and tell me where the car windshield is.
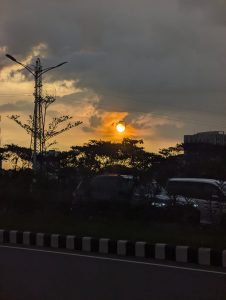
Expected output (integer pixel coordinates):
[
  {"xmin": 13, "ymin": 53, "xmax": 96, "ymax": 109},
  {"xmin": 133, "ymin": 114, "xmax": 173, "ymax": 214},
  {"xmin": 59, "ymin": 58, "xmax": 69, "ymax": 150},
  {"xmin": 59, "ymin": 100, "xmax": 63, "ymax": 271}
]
[
  {"xmin": 167, "ymin": 180, "xmax": 222, "ymax": 200},
  {"xmin": 90, "ymin": 175, "xmax": 134, "ymax": 195}
]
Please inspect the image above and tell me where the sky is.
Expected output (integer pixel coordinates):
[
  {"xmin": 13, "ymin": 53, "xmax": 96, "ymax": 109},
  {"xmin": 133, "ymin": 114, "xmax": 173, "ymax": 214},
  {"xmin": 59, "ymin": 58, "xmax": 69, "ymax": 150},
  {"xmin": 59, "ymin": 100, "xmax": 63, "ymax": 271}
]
[{"xmin": 1, "ymin": 0, "xmax": 226, "ymax": 153}]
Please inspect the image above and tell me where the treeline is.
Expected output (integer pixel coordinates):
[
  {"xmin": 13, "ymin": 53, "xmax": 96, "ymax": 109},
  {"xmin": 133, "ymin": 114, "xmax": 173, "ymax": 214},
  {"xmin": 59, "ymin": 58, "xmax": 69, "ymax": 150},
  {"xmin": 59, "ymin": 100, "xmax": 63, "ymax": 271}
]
[
  {"xmin": 1, "ymin": 139, "xmax": 226, "ymax": 182},
  {"xmin": 0, "ymin": 138, "xmax": 226, "ymax": 182},
  {"xmin": 0, "ymin": 138, "xmax": 226, "ymax": 213}
]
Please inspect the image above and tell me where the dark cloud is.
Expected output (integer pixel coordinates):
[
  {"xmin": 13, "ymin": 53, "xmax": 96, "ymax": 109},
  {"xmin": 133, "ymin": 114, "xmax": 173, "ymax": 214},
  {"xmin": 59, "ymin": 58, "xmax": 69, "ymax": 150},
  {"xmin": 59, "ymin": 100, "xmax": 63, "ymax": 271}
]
[
  {"xmin": 179, "ymin": 0, "xmax": 226, "ymax": 25},
  {"xmin": 0, "ymin": 101, "xmax": 33, "ymax": 113},
  {"xmin": 89, "ymin": 115, "xmax": 102, "ymax": 128},
  {"xmin": 82, "ymin": 126, "xmax": 95, "ymax": 133},
  {"xmin": 80, "ymin": 114, "xmax": 102, "ymax": 133},
  {"xmin": 152, "ymin": 123, "xmax": 185, "ymax": 140},
  {"xmin": 58, "ymin": 90, "xmax": 99, "ymax": 107}
]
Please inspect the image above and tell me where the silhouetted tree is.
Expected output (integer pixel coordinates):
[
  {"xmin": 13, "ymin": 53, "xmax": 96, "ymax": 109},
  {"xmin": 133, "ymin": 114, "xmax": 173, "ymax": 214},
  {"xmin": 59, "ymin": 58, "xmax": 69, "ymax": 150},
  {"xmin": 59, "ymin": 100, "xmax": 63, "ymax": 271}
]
[
  {"xmin": 69, "ymin": 138, "xmax": 161, "ymax": 177},
  {"xmin": 154, "ymin": 144, "xmax": 185, "ymax": 185},
  {"xmin": 8, "ymin": 95, "xmax": 82, "ymax": 154},
  {"xmin": 0, "ymin": 144, "xmax": 32, "ymax": 170},
  {"xmin": 159, "ymin": 143, "xmax": 184, "ymax": 158}
]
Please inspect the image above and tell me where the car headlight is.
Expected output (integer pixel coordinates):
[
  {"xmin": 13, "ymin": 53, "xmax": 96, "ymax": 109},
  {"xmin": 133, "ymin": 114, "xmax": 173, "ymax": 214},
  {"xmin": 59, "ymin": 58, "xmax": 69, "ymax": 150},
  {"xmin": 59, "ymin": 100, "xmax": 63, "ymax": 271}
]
[{"xmin": 151, "ymin": 202, "xmax": 166, "ymax": 207}]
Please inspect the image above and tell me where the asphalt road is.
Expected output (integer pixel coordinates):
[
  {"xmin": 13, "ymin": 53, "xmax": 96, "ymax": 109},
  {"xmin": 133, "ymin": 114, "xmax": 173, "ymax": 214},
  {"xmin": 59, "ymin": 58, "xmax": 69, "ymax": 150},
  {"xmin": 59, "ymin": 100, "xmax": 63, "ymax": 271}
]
[{"xmin": 0, "ymin": 245, "xmax": 225, "ymax": 300}]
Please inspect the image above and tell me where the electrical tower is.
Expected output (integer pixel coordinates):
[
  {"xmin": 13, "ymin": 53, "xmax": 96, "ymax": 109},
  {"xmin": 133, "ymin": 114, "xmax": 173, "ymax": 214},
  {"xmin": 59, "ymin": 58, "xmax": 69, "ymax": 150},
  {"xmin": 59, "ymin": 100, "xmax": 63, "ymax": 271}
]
[
  {"xmin": 6, "ymin": 54, "xmax": 67, "ymax": 172},
  {"xmin": 30, "ymin": 58, "xmax": 44, "ymax": 169}
]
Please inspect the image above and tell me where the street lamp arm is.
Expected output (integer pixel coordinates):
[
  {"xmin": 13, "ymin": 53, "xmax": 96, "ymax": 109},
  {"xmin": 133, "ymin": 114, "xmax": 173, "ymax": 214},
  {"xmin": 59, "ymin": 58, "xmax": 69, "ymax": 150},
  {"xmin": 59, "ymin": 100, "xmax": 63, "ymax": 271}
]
[
  {"xmin": 40, "ymin": 62, "xmax": 68, "ymax": 76},
  {"xmin": 5, "ymin": 54, "xmax": 17, "ymax": 62},
  {"xmin": 55, "ymin": 62, "xmax": 68, "ymax": 67},
  {"xmin": 5, "ymin": 54, "xmax": 35, "ymax": 76},
  {"xmin": 18, "ymin": 62, "xmax": 35, "ymax": 76}
]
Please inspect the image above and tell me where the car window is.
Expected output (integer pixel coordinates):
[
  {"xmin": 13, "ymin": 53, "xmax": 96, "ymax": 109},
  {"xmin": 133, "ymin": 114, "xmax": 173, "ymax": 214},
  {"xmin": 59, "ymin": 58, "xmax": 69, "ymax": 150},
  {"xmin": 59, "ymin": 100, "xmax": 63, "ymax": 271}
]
[
  {"xmin": 201, "ymin": 184, "xmax": 219, "ymax": 200},
  {"xmin": 167, "ymin": 180, "xmax": 222, "ymax": 200},
  {"xmin": 167, "ymin": 181, "xmax": 197, "ymax": 198}
]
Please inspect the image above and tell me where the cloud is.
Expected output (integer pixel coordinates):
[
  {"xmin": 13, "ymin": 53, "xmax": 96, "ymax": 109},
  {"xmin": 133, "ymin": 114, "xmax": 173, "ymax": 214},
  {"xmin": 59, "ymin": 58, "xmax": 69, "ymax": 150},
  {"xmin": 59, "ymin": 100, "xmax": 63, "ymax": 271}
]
[
  {"xmin": 0, "ymin": 101, "xmax": 33, "ymax": 113},
  {"xmin": 82, "ymin": 126, "xmax": 95, "ymax": 133},
  {"xmin": 89, "ymin": 115, "xmax": 102, "ymax": 128}
]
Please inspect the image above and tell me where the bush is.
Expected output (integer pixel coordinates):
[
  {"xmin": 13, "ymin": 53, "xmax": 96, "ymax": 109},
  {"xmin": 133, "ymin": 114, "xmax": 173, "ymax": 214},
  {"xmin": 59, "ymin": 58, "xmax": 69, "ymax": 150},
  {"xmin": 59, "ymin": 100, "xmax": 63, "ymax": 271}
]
[{"xmin": 138, "ymin": 205, "xmax": 200, "ymax": 224}]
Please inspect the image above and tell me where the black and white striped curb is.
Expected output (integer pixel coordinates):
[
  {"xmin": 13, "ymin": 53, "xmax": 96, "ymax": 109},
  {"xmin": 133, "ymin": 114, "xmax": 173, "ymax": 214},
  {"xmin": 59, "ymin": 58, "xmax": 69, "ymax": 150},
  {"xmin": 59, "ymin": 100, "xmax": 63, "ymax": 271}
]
[{"xmin": 0, "ymin": 229, "xmax": 225, "ymax": 268}]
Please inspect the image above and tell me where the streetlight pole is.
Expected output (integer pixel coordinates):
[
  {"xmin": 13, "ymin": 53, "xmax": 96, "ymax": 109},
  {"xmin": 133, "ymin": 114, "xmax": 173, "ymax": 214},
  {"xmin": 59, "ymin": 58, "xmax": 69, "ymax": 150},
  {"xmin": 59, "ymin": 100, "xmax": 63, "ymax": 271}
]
[
  {"xmin": 5, "ymin": 54, "xmax": 67, "ymax": 173},
  {"xmin": 33, "ymin": 58, "xmax": 41, "ymax": 172}
]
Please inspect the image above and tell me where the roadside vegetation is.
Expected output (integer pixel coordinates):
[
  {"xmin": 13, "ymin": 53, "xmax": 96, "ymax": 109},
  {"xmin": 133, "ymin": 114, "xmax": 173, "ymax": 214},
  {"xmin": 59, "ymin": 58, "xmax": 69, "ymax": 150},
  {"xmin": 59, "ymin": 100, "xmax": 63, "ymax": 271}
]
[
  {"xmin": 0, "ymin": 139, "xmax": 226, "ymax": 250},
  {"xmin": 0, "ymin": 209, "xmax": 226, "ymax": 250}
]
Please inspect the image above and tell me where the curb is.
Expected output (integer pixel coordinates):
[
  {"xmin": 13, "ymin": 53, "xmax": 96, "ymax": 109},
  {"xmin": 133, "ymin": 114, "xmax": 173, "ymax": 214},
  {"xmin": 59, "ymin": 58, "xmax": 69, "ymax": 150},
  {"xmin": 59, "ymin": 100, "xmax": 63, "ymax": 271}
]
[{"xmin": 0, "ymin": 229, "xmax": 225, "ymax": 268}]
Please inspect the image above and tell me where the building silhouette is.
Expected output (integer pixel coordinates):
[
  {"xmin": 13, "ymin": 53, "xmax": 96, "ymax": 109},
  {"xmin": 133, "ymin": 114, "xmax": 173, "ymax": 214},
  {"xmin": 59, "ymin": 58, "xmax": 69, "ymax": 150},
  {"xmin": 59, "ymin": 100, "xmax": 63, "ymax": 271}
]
[{"xmin": 184, "ymin": 131, "xmax": 226, "ymax": 158}]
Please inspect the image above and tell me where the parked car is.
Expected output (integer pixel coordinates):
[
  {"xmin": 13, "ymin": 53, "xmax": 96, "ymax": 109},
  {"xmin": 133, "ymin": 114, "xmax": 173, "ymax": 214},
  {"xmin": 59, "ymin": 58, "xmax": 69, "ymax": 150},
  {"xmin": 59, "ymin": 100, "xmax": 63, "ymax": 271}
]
[
  {"xmin": 151, "ymin": 178, "xmax": 226, "ymax": 224},
  {"xmin": 72, "ymin": 174, "xmax": 148, "ymax": 208}
]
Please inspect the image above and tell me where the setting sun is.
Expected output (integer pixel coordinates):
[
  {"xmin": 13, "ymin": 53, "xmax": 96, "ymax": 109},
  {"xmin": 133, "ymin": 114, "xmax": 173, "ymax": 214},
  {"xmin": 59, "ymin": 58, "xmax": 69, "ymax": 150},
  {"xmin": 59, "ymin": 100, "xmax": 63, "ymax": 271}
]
[{"xmin": 116, "ymin": 122, "xmax": 126, "ymax": 133}]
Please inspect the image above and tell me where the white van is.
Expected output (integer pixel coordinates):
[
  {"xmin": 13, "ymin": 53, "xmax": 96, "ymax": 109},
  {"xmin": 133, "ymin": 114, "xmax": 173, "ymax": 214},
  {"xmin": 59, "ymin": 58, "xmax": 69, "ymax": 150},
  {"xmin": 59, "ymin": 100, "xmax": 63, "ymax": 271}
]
[{"xmin": 155, "ymin": 178, "xmax": 226, "ymax": 224}]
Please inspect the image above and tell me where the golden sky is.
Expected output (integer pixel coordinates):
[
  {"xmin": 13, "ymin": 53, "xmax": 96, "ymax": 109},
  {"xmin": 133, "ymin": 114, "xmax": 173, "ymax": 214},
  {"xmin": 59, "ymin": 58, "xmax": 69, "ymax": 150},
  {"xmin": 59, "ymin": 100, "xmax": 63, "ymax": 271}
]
[{"xmin": 0, "ymin": 44, "xmax": 183, "ymax": 153}]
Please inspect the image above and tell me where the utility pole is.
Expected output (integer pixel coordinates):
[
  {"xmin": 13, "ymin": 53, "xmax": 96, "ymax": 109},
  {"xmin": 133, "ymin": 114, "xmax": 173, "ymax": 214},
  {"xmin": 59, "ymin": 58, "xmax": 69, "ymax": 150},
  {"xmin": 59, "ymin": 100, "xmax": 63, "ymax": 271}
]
[
  {"xmin": 5, "ymin": 54, "xmax": 67, "ymax": 173},
  {"xmin": 32, "ymin": 58, "xmax": 42, "ymax": 172}
]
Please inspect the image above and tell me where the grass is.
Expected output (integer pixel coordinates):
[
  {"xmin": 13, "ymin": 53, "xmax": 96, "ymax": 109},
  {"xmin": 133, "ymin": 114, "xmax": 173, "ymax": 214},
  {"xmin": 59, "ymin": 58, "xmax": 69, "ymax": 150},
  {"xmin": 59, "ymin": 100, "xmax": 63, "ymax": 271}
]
[{"xmin": 0, "ymin": 210, "xmax": 225, "ymax": 250}]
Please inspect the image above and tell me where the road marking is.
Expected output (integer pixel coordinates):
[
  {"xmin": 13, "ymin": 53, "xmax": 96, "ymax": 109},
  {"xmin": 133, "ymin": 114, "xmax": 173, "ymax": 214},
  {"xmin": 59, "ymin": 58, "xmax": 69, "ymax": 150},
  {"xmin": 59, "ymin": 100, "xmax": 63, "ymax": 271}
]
[{"xmin": 0, "ymin": 244, "xmax": 226, "ymax": 275}]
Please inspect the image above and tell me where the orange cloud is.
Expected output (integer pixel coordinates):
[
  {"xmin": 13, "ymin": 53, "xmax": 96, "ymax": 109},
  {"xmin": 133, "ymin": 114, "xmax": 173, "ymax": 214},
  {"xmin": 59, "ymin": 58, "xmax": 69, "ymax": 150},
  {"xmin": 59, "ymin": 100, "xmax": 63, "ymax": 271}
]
[{"xmin": 93, "ymin": 111, "xmax": 137, "ymax": 141}]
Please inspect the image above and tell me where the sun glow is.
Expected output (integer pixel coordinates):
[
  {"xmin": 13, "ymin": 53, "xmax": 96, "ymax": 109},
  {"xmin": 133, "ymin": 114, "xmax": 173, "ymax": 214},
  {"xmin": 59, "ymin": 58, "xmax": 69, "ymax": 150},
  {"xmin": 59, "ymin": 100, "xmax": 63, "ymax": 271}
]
[{"xmin": 116, "ymin": 122, "xmax": 126, "ymax": 133}]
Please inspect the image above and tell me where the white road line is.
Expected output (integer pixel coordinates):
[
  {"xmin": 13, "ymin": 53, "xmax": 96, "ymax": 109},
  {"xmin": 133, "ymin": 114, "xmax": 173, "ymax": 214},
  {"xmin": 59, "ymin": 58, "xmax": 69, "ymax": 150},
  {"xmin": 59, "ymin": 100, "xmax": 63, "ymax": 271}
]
[{"xmin": 0, "ymin": 244, "xmax": 226, "ymax": 275}]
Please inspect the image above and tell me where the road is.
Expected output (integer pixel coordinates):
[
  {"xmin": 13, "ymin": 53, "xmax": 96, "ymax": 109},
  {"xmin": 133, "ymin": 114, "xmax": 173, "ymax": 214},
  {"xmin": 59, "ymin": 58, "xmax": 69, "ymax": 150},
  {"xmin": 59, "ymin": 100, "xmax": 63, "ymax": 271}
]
[{"xmin": 0, "ymin": 245, "xmax": 225, "ymax": 300}]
